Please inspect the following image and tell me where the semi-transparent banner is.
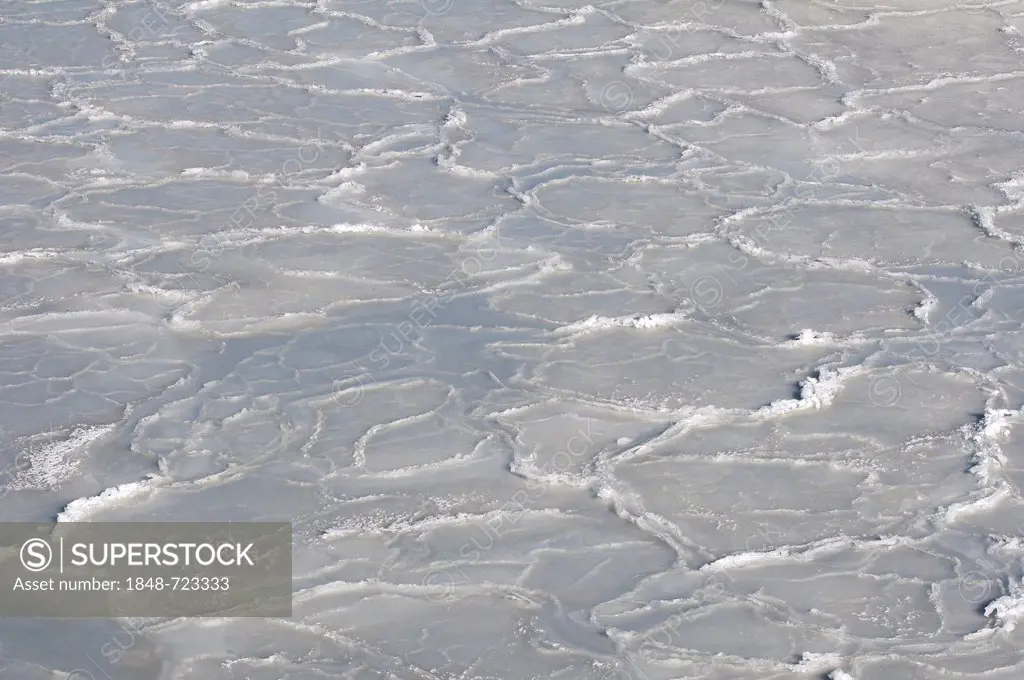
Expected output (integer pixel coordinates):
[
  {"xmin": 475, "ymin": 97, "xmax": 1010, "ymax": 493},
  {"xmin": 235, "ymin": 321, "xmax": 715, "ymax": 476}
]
[{"xmin": 0, "ymin": 522, "xmax": 291, "ymax": 617}]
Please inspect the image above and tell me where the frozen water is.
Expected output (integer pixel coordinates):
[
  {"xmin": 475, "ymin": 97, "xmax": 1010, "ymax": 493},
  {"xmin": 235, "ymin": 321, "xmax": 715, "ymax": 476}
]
[{"xmin": 2, "ymin": 0, "xmax": 1024, "ymax": 678}]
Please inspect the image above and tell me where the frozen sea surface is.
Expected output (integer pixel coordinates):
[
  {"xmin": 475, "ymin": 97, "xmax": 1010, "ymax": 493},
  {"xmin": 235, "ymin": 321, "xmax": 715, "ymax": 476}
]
[{"xmin": 3, "ymin": 0, "xmax": 1024, "ymax": 678}]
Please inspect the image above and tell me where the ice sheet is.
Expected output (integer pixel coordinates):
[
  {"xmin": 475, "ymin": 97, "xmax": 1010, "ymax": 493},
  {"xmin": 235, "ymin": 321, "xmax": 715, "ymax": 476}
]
[{"xmin": 3, "ymin": 0, "xmax": 1024, "ymax": 678}]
